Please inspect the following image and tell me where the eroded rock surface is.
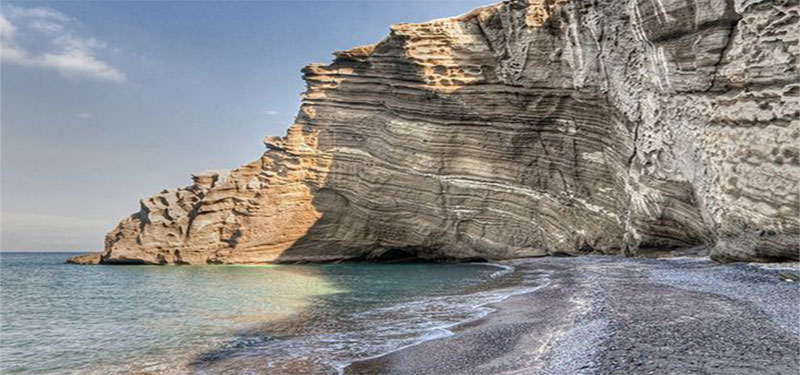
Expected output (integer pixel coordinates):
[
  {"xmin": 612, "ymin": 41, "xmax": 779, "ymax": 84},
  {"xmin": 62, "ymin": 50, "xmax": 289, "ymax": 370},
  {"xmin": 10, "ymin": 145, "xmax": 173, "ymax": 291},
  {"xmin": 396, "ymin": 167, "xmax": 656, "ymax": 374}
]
[{"xmin": 72, "ymin": 0, "xmax": 799, "ymax": 265}]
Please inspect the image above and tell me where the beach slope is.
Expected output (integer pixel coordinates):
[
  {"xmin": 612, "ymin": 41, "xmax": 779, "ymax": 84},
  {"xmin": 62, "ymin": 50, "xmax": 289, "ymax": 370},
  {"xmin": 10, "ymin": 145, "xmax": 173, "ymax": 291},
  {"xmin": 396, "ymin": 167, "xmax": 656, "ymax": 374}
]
[{"xmin": 346, "ymin": 256, "xmax": 800, "ymax": 375}]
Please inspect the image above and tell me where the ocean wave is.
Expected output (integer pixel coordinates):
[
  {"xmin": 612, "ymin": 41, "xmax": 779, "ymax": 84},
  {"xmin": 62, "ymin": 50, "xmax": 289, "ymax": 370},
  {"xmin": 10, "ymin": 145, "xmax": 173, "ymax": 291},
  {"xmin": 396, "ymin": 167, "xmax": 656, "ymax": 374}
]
[
  {"xmin": 486, "ymin": 263, "xmax": 515, "ymax": 279},
  {"xmin": 316, "ymin": 264, "xmax": 549, "ymax": 374},
  {"xmin": 187, "ymin": 263, "xmax": 550, "ymax": 374},
  {"xmin": 110, "ymin": 264, "xmax": 549, "ymax": 375},
  {"xmin": 333, "ymin": 281, "xmax": 549, "ymax": 374}
]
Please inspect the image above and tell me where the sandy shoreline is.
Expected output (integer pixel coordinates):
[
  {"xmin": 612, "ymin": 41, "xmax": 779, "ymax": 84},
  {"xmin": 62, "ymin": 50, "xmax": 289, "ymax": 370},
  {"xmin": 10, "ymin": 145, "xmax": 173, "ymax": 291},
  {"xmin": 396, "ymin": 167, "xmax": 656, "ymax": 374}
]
[{"xmin": 345, "ymin": 256, "xmax": 800, "ymax": 375}]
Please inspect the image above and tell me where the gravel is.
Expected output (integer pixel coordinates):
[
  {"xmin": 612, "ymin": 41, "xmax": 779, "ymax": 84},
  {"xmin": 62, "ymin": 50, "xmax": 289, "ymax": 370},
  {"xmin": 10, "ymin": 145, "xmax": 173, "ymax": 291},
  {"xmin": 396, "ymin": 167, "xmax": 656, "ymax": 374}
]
[{"xmin": 344, "ymin": 255, "xmax": 800, "ymax": 375}]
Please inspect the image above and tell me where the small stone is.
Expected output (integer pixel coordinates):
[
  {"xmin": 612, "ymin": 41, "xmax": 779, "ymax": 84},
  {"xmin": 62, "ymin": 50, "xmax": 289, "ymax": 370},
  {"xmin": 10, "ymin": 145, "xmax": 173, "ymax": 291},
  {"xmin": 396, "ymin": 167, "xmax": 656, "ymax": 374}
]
[{"xmin": 66, "ymin": 252, "xmax": 102, "ymax": 265}]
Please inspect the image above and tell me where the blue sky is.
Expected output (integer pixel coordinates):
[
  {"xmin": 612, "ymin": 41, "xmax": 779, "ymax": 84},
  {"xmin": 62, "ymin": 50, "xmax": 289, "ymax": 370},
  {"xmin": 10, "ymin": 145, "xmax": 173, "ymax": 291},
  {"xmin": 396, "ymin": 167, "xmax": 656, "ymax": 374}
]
[{"xmin": 1, "ymin": 0, "xmax": 490, "ymax": 250}]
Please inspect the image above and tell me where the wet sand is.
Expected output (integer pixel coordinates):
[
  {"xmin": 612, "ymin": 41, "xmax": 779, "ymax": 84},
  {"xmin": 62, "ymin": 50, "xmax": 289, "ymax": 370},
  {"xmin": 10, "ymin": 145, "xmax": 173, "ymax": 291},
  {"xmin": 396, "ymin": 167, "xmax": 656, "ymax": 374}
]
[{"xmin": 345, "ymin": 256, "xmax": 800, "ymax": 375}]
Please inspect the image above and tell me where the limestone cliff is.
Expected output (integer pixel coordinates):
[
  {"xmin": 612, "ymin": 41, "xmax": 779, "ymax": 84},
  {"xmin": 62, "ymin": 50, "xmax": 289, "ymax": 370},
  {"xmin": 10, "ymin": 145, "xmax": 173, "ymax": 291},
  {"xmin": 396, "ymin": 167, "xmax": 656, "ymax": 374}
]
[{"xmin": 75, "ymin": 0, "xmax": 799, "ymax": 264}]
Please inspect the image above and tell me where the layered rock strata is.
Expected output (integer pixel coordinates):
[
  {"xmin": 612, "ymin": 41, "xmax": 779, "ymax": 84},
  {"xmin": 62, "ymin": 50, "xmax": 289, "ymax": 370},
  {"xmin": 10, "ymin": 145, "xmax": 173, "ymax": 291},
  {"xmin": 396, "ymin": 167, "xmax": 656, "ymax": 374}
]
[{"xmin": 75, "ymin": 0, "xmax": 799, "ymax": 264}]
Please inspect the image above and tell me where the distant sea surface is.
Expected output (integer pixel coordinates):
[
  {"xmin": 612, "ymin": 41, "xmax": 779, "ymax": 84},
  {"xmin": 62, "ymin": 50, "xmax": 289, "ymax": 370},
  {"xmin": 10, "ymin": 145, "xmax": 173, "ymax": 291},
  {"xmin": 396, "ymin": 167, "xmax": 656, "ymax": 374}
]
[{"xmin": 0, "ymin": 252, "xmax": 542, "ymax": 374}]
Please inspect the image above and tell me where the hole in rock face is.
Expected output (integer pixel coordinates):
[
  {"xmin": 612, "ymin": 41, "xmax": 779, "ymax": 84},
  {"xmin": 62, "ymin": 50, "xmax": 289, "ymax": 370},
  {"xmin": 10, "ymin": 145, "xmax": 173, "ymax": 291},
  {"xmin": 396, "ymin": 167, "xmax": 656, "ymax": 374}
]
[
  {"xmin": 277, "ymin": 242, "xmax": 489, "ymax": 264},
  {"xmin": 365, "ymin": 248, "xmax": 428, "ymax": 263},
  {"xmin": 352, "ymin": 248, "xmax": 489, "ymax": 263},
  {"xmin": 759, "ymin": 229, "xmax": 777, "ymax": 237},
  {"xmin": 549, "ymin": 251, "xmax": 575, "ymax": 257},
  {"xmin": 578, "ymin": 243, "xmax": 595, "ymax": 253}
]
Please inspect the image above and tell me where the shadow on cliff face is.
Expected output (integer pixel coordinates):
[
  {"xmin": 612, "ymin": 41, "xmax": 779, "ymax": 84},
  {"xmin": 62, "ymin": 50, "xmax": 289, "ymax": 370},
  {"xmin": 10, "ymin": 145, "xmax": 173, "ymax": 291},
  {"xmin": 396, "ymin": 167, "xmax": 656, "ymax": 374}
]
[
  {"xmin": 90, "ymin": 0, "xmax": 797, "ymax": 266},
  {"xmin": 269, "ymin": 0, "xmax": 720, "ymax": 264}
]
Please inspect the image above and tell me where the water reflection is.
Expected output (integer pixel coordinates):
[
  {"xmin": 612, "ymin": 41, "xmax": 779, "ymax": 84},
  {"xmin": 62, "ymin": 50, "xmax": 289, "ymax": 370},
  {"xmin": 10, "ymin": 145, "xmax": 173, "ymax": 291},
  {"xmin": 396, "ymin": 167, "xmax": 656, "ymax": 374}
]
[
  {"xmin": 1, "ymin": 254, "xmax": 526, "ymax": 375},
  {"xmin": 1, "ymin": 254, "xmax": 343, "ymax": 375},
  {"xmin": 188, "ymin": 263, "xmax": 527, "ymax": 375}
]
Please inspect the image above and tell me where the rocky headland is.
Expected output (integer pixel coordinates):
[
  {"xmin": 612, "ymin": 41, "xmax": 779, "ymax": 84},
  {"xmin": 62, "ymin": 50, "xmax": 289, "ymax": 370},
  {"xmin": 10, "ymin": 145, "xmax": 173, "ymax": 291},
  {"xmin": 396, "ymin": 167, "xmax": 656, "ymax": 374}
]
[{"xmin": 70, "ymin": 0, "xmax": 798, "ymax": 265}]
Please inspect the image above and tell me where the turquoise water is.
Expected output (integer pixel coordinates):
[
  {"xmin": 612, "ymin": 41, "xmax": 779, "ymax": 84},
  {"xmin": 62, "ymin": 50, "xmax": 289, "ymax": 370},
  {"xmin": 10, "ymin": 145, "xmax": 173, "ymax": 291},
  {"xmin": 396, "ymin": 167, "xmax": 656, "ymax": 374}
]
[{"xmin": 0, "ymin": 252, "xmax": 535, "ymax": 374}]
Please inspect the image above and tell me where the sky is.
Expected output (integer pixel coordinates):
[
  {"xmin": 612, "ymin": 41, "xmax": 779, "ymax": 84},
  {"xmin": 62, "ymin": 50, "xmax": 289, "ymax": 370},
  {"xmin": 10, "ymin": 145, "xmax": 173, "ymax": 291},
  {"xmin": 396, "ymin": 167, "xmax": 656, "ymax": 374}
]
[{"xmin": 1, "ymin": 0, "xmax": 491, "ymax": 251}]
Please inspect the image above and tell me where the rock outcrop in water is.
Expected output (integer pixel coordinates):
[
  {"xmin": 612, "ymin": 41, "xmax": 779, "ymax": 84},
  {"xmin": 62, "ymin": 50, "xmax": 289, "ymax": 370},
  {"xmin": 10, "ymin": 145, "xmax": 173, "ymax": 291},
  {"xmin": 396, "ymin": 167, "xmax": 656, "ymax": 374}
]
[{"xmin": 70, "ymin": 0, "xmax": 799, "ymax": 265}]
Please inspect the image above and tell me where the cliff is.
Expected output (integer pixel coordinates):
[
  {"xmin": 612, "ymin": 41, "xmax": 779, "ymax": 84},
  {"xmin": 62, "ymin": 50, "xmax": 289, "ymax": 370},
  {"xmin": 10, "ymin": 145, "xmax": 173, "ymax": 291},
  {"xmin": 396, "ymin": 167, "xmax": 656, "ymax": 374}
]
[{"xmin": 72, "ymin": 0, "xmax": 799, "ymax": 264}]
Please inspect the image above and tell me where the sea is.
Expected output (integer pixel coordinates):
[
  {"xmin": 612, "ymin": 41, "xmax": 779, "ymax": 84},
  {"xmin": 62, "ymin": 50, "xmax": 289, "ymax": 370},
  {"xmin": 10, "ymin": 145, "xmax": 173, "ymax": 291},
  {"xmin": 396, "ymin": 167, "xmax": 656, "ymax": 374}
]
[{"xmin": 0, "ymin": 252, "xmax": 545, "ymax": 374}]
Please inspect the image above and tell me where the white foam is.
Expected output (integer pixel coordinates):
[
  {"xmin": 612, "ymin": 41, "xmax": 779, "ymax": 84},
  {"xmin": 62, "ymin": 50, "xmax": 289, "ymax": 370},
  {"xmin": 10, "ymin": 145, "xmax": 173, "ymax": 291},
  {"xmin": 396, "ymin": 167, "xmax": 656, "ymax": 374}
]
[
  {"xmin": 329, "ymin": 271, "xmax": 551, "ymax": 374},
  {"xmin": 486, "ymin": 262, "xmax": 514, "ymax": 279}
]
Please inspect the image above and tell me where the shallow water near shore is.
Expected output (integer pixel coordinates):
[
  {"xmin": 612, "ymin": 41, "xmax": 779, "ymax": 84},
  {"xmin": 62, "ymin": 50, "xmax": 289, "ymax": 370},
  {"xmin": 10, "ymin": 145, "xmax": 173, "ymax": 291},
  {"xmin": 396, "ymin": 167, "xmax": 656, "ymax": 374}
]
[{"xmin": 0, "ymin": 252, "xmax": 542, "ymax": 374}]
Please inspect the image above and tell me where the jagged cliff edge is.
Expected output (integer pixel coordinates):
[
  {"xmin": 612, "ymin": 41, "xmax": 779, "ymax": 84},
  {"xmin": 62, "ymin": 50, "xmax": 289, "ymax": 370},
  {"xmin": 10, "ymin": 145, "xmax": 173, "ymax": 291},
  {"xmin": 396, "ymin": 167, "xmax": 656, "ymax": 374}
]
[{"xmin": 70, "ymin": 0, "xmax": 798, "ymax": 265}]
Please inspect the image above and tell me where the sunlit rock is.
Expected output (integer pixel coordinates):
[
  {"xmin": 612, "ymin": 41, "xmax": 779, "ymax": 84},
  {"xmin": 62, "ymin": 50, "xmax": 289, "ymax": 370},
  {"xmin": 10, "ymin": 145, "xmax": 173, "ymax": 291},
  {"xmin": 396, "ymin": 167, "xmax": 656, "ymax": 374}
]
[{"xmin": 79, "ymin": 0, "xmax": 797, "ymax": 264}]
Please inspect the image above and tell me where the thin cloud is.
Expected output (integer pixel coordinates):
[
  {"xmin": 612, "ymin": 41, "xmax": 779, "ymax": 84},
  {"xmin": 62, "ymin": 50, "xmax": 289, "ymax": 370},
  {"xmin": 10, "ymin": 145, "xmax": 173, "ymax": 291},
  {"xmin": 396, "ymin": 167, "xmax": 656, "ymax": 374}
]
[
  {"xmin": 4, "ymin": 6, "xmax": 70, "ymax": 23},
  {"xmin": 0, "ymin": 5, "xmax": 126, "ymax": 83},
  {"xmin": 265, "ymin": 110, "xmax": 279, "ymax": 115},
  {"xmin": 0, "ymin": 10, "xmax": 17, "ymax": 38},
  {"xmin": 76, "ymin": 112, "xmax": 93, "ymax": 119}
]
